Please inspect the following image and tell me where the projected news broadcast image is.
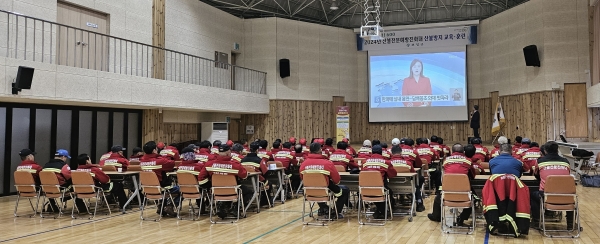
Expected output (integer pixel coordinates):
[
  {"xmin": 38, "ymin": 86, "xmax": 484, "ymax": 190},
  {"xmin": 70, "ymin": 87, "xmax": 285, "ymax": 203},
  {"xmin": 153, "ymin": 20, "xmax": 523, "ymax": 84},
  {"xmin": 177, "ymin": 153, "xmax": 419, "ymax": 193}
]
[{"xmin": 368, "ymin": 50, "xmax": 468, "ymax": 122}]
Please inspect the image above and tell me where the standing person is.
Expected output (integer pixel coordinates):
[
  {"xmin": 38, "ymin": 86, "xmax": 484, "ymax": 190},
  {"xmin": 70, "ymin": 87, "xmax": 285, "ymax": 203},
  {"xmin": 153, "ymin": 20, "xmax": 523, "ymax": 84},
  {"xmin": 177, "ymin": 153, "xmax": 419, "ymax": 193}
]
[
  {"xmin": 299, "ymin": 143, "xmax": 349, "ymax": 218},
  {"xmin": 16, "ymin": 149, "xmax": 42, "ymax": 184},
  {"xmin": 99, "ymin": 145, "xmax": 130, "ymax": 171},
  {"xmin": 470, "ymin": 105, "xmax": 480, "ymax": 138},
  {"xmin": 530, "ymin": 141, "xmax": 574, "ymax": 229},
  {"xmin": 362, "ymin": 145, "xmax": 397, "ymax": 218},
  {"xmin": 75, "ymin": 154, "xmax": 128, "ymax": 210},
  {"xmin": 401, "ymin": 59, "xmax": 432, "ymax": 107}
]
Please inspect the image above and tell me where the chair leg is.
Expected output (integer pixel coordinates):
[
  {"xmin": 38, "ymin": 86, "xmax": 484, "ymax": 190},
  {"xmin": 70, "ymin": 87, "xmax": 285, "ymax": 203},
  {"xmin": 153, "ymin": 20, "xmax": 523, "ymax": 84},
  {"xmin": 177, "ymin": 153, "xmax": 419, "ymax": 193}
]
[
  {"xmin": 32, "ymin": 191, "xmax": 40, "ymax": 217},
  {"xmin": 40, "ymin": 195, "xmax": 48, "ymax": 218},
  {"xmin": 140, "ymin": 195, "xmax": 147, "ymax": 220},
  {"xmin": 357, "ymin": 195, "xmax": 363, "ymax": 225},
  {"xmin": 13, "ymin": 194, "xmax": 21, "ymax": 217},
  {"xmin": 302, "ymin": 195, "xmax": 307, "ymax": 225},
  {"xmin": 102, "ymin": 191, "xmax": 111, "ymax": 216},
  {"xmin": 177, "ymin": 197, "xmax": 185, "ymax": 220},
  {"xmin": 209, "ymin": 193, "xmax": 216, "ymax": 224}
]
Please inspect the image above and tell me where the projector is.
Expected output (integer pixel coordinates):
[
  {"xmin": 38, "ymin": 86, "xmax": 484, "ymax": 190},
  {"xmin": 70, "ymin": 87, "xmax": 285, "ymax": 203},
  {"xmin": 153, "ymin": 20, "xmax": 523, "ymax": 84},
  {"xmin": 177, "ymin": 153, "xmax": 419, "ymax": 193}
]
[{"xmin": 360, "ymin": 25, "xmax": 384, "ymax": 41}]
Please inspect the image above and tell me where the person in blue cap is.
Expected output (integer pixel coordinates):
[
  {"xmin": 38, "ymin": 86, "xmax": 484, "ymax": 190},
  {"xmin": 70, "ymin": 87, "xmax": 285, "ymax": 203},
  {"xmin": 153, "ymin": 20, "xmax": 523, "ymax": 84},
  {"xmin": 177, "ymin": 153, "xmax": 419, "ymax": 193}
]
[{"xmin": 42, "ymin": 149, "xmax": 87, "ymax": 213}]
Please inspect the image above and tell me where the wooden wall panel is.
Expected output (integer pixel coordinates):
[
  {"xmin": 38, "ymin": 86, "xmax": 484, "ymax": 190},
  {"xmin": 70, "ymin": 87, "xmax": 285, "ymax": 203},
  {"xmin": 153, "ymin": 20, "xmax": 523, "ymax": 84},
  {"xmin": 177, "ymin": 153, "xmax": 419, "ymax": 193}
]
[
  {"xmin": 142, "ymin": 109, "xmax": 199, "ymax": 144},
  {"xmin": 239, "ymin": 90, "xmax": 565, "ymax": 145}
]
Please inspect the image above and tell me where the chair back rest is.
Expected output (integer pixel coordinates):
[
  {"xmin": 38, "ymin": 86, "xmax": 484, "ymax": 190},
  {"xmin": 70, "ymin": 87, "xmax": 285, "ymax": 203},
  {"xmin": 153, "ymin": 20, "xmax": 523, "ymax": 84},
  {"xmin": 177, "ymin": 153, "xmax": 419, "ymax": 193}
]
[
  {"xmin": 102, "ymin": 165, "xmax": 117, "ymax": 171},
  {"xmin": 71, "ymin": 171, "xmax": 97, "ymax": 195},
  {"xmin": 334, "ymin": 165, "xmax": 346, "ymax": 172},
  {"xmin": 302, "ymin": 173, "xmax": 329, "ymax": 197},
  {"xmin": 177, "ymin": 172, "xmax": 201, "ymax": 197},
  {"xmin": 442, "ymin": 174, "xmax": 471, "ymax": 202},
  {"xmin": 545, "ymin": 175, "xmax": 576, "ymax": 205},
  {"xmin": 394, "ymin": 166, "xmax": 410, "ymax": 173},
  {"xmin": 212, "ymin": 174, "xmax": 238, "ymax": 196},
  {"xmin": 139, "ymin": 171, "xmax": 163, "ymax": 195},
  {"xmin": 128, "ymin": 165, "xmax": 142, "ymax": 171},
  {"xmin": 268, "ymin": 161, "xmax": 283, "ymax": 168},
  {"xmin": 355, "ymin": 158, "xmax": 366, "ymax": 166},
  {"xmin": 39, "ymin": 171, "xmax": 62, "ymax": 194},
  {"xmin": 129, "ymin": 160, "xmax": 141, "ymax": 165},
  {"xmin": 14, "ymin": 171, "xmax": 37, "ymax": 193},
  {"xmin": 359, "ymin": 171, "xmax": 385, "ymax": 197},
  {"xmin": 243, "ymin": 165, "xmax": 257, "ymax": 172},
  {"xmin": 481, "ymin": 162, "xmax": 490, "ymax": 169}
]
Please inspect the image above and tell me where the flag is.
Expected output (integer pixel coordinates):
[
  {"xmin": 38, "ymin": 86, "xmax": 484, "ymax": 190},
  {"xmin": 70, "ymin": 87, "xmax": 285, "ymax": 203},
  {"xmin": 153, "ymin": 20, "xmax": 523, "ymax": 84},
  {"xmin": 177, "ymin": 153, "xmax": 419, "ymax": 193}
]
[{"xmin": 492, "ymin": 102, "xmax": 506, "ymax": 134}]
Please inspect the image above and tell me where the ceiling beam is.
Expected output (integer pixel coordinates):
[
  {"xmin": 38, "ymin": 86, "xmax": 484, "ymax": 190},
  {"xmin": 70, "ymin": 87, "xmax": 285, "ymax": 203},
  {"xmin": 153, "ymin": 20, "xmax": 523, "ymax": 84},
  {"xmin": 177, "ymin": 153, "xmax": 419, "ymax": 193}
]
[
  {"xmin": 292, "ymin": 0, "xmax": 317, "ymax": 16},
  {"xmin": 319, "ymin": 0, "xmax": 329, "ymax": 23},
  {"xmin": 329, "ymin": 3, "xmax": 358, "ymax": 23}
]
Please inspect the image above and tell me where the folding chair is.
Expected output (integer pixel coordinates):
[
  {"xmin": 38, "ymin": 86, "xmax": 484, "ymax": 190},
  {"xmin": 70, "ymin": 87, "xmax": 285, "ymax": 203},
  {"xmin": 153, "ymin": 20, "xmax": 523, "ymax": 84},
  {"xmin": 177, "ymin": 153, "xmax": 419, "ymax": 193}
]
[
  {"xmin": 302, "ymin": 173, "xmax": 339, "ymax": 225},
  {"xmin": 102, "ymin": 165, "xmax": 117, "ymax": 171},
  {"xmin": 243, "ymin": 165, "xmax": 271, "ymax": 208},
  {"xmin": 129, "ymin": 160, "xmax": 141, "ymax": 166},
  {"xmin": 13, "ymin": 171, "xmax": 41, "ymax": 217},
  {"xmin": 269, "ymin": 161, "xmax": 294, "ymax": 200},
  {"xmin": 440, "ymin": 174, "xmax": 475, "ymax": 234},
  {"xmin": 421, "ymin": 159, "xmax": 431, "ymax": 195},
  {"xmin": 210, "ymin": 174, "xmax": 246, "ymax": 224},
  {"xmin": 334, "ymin": 165, "xmax": 346, "ymax": 172},
  {"xmin": 139, "ymin": 172, "xmax": 176, "ymax": 221},
  {"xmin": 540, "ymin": 175, "xmax": 581, "ymax": 238},
  {"xmin": 177, "ymin": 172, "xmax": 207, "ymax": 220},
  {"xmin": 358, "ymin": 171, "xmax": 392, "ymax": 225},
  {"xmin": 128, "ymin": 165, "xmax": 142, "ymax": 171},
  {"xmin": 71, "ymin": 171, "xmax": 112, "ymax": 219},
  {"xmin": 295, "ymin": 158, "xmax": 305, "ymax": 195},
  {"xmin": 39, "ymin": 171, "xmax": 75, "ymax": 219},
  {"xmin": 394, "ymin": 166, "xmax": 411, "ymax": 173}
]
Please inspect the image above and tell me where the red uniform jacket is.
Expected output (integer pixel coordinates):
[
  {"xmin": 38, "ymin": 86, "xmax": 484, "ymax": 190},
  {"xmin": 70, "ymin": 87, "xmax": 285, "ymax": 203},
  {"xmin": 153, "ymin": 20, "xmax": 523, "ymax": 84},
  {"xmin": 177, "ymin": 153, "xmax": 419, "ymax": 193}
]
[
  {"xmin": 160, "ymin": 146, "xmax": 180, "ymax": 160},
  {"xmin": 511, "ymin": 143, "xmax": 522, "ymax": 153},
  {"xmin": 100, "ymin": 153, "xmax": 130, "ymax": 171},
  {"xmin": 42, "ymin": 159, "xmax": 72, "ymax": 186},
  {"xmin": 231, "ymin": 152, "xmax": 245, "ymax": 164},
  {"xmin": 273, "ymin": 149, "xmax": 296, "ymax": 169},
  {"xmin": 441, "ymin": 144, "xmax": 451, "ymax": 156},
  {"xmin": 301, "ymin": 145, "xmax": 309, "ymax": 153},
  {"xmin": 389, "ymin": 154, "xmax": 415, "ymax": 173},
  {"xmin": 198, "ymin": 156, "xmax": 249, "ymax": 185},
  {"xmin": 211, "ymin": 146, "xmax": 220, "ymax": 155},
  {"xmin": 514, "ymin": 145, "xmax": 530, "ymax": 157},
  {"xmin": 357, "ymin": 147, "xmax": 372, "ymax": 158},
  {"xmin": 99, "ymin": 152, "xmax": 111, "ymax": 161},
  {"xmin": 291, "ymin": 152, "xmax": 305, "ymax": 166},
  {"xmin": 443, "ymin": 152, "xmax": 476, "ymax": 177},
  {"xmin": 401, "ymin": 145, "xmax": 423, "ymax": 168},
  {"xmin": 195, "ymin": 148, "xmax": 217, "ymax": 163},
  {"xmin": 139, "ymin": 154, "xmax": 175, "ymax": 182},
  {"xmin": 242, "ymin": 145, "xmax": 250, "ymax": 153},
  {"xmin": 130, "ymin": 154, "xmax": 143, "ymax": 161},
  {"xmin": 402, "ymin": 76, "xmax": 432, "ymax": 107},
  {"xmin": 520, "ymin": 147, "xmax": 542, "ymax": 172},
  {"xmin": 361, "ymin": 154, "xmax": 396, "ymax": 179},
  {"xmin": 536, "ymin": 155, "xmax": 571, "ymax": 191},
  {"xmin": 416, "ymin": 144, "xmax": 437, "ymax": 164},
  {"xmin": 473, "ymin": 144, "xmax": 490, "ymax": 162},
  {"xmin": 16, "ymin": 160, "xmax": 43, "ymax": 183},
  {"xmin": 329, "ymin": 149, "xmax": 358, "ymax": 171},
  {"xmin": 346, "ymin": 146, "xmax": 357, "ymax": 157},
  {"xmin": 270, "ymin": 148, "xmax": 281, "ymax": 155},
  {"xmin": 482, "ymin": 174, "xmax": 531, "ymax": 237},
  {"xmin": 177, "ymin": 160, "xmax": 205, "ymax": 176},
  {"xmin": 490, "ymin": 145, "xmax": 500, "ymax": 159},
  {"xmin": 75, "ymin": 164, "xmax": 110, "ymax": 185},
  {"xmin": 257, "ymin": 148, "xmax": 273, "ymax": 161},
  {"xmin": 322, "ymin": 145, "xmax": 335, "ymax": 156},
  {"xmin": 470, "ymin": 157, "xmax": 486, "ymax": 174},
  {"xmin": 430, "ymin": 142, "xmax": 443, "ymax": 157},
  {"xmin": 299, "ymin": 154, "xmax": 340, "ymax": 185}
]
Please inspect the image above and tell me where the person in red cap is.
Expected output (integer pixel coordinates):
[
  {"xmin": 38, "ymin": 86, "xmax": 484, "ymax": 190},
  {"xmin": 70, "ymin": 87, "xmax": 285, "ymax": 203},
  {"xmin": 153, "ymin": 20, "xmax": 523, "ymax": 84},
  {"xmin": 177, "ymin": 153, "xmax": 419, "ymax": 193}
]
[
  {"xmin": 342, "ymin": 138, "xmax": 357, "ymax": 157},
  {"xmin": 317, "ymin": 138, "xmax": 330, "ymax": 158},
  {"xmin": 289, "ymin": 137, "xmax": 297, "ymax": 146},
  {"xmin": 157, "ymin": 142, "xmax": 166, "ymax": 154},
  {"xmin": 299, "ymin": 138, "xmax": 309, "ymax": 153},
  {"xmin": 159, "ymin": 143, "xmax": 181, "ymax": 161},
  {"xmin": 241, "ymin": 140, "xmax": 250, "ymax": 154},
  {"xmin": 226, "ymin": 140, "xmax": 234, "ymax": 147}
]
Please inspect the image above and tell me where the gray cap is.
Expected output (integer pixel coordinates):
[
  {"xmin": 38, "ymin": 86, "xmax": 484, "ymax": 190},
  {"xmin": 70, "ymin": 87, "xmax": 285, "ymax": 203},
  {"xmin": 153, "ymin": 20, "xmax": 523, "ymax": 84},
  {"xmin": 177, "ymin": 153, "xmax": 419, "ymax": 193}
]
[{"xmin": 522, "ymin": 138, "xmax": 531, "ymax": 144}]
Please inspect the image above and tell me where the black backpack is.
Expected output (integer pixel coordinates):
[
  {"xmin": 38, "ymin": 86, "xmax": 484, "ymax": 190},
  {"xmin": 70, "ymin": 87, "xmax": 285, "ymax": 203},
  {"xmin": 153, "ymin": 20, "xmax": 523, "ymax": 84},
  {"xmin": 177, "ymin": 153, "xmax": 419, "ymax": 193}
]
[{"xmin": 572, "ymin": 149, "xmax": 594, "ymax": 158}]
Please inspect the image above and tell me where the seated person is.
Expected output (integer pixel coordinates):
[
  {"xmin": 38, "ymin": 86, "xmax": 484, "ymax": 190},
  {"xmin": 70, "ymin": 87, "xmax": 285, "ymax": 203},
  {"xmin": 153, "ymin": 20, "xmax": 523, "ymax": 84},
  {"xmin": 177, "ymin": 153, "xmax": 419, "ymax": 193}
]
[
  {"xmin": 530, "ymin": 141, "xmax": 574, "ymax": 229},
  {"xmin": 211, "ymin": 140, "xmax": 222, "ymax": 155},
  {"xmin": 465, "ymin": 144, "xmax": 485, "ymax": 175},
  {"xmin": 362, "ymin": 145, "xmax": 397, "ymax": 218},
  {"xmin": 323, "ymin": 138, "xmax": 336, "ymax": 156},
  {"xmin": 16, "ymin": 149, "xmax": 42, "ymax": 185},
  {"xmin": 489, "ymin": 144, "xmax": 526, "ymax": 178},
  {"xmin": 428, "ymin": 144, "xmax": 477, "ymax": 225},
  {"xmin": 299, "ymin": 143, "xmax": 349, "ymax": 218},
  {"xmin": 271, "ymin": 141, "xmax": 282, "ymax": 155},
  {"xmin": 512, "ymin": 136, "xmax": 523, "ymax": 153},
  {"xmin": 75, "ymin": 154, "xmax": 128, "ymax": 210},
  {"xmin": 389, "ymin": 145, "xmax": 425, "ymax": 211},
  {"xmin": 195, "ymin": 140, "xmax": 217, "ymax": 163},
  {"xmin": 416, "ymin": 138, "xmax": 436, "ymax": 165},
  {"xmin": 429, "ymin": 136, "xmax": 443, "ymax": 157},
  {"xmin": 381, "ymin": 143, "xmax": 391, "ymax": 159},
  {"xmin": 357, "ymin": 140, "xmax": 372, "ymax": 158},
  {"xmin": 42, "ymin": 149, "xmax": 87, "ymax": 212},
  {"xmin": 231, "ymin": 144, "xmax": 246, "ymax": 164},
  {"xmin": 402, "ymin": 138, "xmax": 423, "ymax": 168},
  {"xmin": 520, "ymin": 142, "xmax": 542, "ymax": 173},
  {"xmin": 291, "ymin": 144, "xmax": 305, "ymax": 164},
  {"xmin": 139, "ymin": 141, "xmax": 176, "ymax": 187},
  {"xmin": 299, "ymin": 138, "xmax": 309, "ymax": 153},
  {"xmin": 438, "ymin": 138, "xmax": 451, "ymax": 157},
  {"xmin": 471, "ymin": 138, "xmax": 489, "ymax": 163},
  {"xmin": 177, "ymin": 147, "xmax": 204, "ymax": 175},
  {"xmin": 99, "ymin": 145, "xmax": 130, "ymax": 171},
  {"xmin": 198, "ymin": 144, "xmax": 251, "ymax": 219},
  {"xmin": 159, "ymin": 143, "xmax": 181, "ymax": 161},
  {"xmin": 329, "ymin": 141, "xmax": 358, "ymax": 171},
  {"xmin": 490, "ymin": 136, "xmax": 508, "ymax": 159},
  {"xmin": 342, "ymin": 138, "xmax": 357, "ymax": 157},
  {"xmin": 257, "ymin": 140, "xmax": 273, "ymax": 161},
  {"xmin": 515, "ymin": 138, "xmax": 531, "ymax": 156},
  {"xmin": 273, "ymin": 142, "xmax": 296, "ymax": 171},
  {"xmin": 130, "ymin": 147, "xmax": 144, "ymax": 161}
]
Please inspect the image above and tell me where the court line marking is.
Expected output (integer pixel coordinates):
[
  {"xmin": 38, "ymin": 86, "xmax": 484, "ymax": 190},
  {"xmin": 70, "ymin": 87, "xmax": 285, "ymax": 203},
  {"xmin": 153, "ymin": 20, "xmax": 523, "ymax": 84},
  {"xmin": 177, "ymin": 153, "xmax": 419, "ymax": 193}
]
[
  {"xmin": 484, "ymin": 228, "xmax": 490, "ymax": 244},
  {"xmin": 243, "ymin": 214, "xmax": 310, "ymax": 243},
  {"xmin": 0, "ymin": 210, "xmax": 138, "ymax": 243}
]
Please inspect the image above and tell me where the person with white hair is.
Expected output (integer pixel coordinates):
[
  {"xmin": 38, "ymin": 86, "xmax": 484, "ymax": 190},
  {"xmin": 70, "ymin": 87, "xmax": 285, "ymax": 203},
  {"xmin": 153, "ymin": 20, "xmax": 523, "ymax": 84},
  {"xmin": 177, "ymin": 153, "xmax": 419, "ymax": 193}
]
[
  {"xmin": 358, "ymin": 140, "xmax": 372, "ymax": 158},
  {"xmin": 490, "ymin": 136, "xmax": 509, "ymax": 159}
]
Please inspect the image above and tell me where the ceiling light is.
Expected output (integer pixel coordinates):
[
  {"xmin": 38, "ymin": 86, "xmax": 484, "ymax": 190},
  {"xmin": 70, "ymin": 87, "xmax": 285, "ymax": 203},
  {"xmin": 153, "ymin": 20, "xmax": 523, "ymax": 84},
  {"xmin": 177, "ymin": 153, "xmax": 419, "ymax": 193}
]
[{"xmin": 330, "ymin": 1, "xmax": 338, "ymax": 10}]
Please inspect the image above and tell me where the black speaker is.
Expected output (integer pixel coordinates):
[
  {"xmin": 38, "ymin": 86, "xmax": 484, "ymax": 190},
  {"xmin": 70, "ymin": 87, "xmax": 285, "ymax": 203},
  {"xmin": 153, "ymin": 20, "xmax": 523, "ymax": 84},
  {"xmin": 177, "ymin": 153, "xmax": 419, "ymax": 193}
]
[
  {"xmin": 12, "ymin": 66, "xmax": 35, "ymax": 94},
  {"xmin": 523, "ymin": 45, "xmax": 540, "ymax": 67},
  {"xmin": 279, "ymin": 59, "xmax": 290, "ymax": 78}
]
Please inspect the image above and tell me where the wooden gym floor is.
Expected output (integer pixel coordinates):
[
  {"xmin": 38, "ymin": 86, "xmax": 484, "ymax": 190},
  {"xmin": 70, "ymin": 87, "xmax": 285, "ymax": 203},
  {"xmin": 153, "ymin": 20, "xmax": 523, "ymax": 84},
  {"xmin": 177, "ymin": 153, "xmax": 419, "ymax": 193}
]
[{"xmin": 1, "ymin": 185, "xmax": 599, "ymax": 243}]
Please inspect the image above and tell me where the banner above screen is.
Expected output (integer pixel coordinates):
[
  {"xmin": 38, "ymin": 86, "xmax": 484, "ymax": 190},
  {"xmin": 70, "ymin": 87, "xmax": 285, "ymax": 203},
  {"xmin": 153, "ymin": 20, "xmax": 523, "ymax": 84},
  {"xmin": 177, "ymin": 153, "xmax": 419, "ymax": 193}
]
[{"xmin": 357, "ymin": 26, "xmax": 477, "ymax": 51}]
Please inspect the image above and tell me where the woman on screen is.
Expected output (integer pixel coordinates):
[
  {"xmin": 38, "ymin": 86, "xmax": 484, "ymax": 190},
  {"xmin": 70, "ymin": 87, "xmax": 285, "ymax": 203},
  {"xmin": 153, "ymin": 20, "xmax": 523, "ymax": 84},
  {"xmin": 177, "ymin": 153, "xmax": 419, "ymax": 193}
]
[{"xmin": 401, "ymin": 59, "xmax": 432, "ymax": 107}]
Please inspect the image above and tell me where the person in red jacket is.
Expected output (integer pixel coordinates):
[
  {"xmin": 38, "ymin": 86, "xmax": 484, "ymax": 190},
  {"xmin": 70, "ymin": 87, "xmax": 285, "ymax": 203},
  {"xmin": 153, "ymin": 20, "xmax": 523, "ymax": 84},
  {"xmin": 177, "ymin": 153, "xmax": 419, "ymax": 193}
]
[
  {"xmin": 482, "ymin": 174, "xmax": 531, "ymax": 236},
  {"xmin": 159, "ymin": 143, "xmax": 181, "ymax": 161},
  {"xmin": 401, "ymin": 59, "xmax": 432, "ymax": 107},
  {"xmin": 512, "ymin": 136, "xmax": 523, "ymax": 153},
  {"xmin": 195, "ymin": 141, "xmax": 217, "ymax": 163},
  {"xmin": 515, "ymin": 138, "xmax": 531, "ymax": 157},
  {"xmin": 130, "ymin": 147, "xmax": 144, "ymax": 161},
  {"xmin": 329, "ymin": 141, "xmax": 358, "ymax": 171},
  {"xmin": 274, "ymin": 142, "xmax": 297, "ymax": 171},
  {"xmin": 241, "ymin": 140, "xmax": 250, "ymax": 154},
  {"xmin": 299, "ymin": 138, "xmax": 309, "ymax": 153},
  {"xmin": 401, "ymin": 138, "xmax": 423, "ymax": 168},
  {"xmin": 323, "ymin": 138, "xmax": 335, "ymax": 156},
  {"xmin": 357, "ymin": 140, "xmax": 372, "ymax": 158},
  {"xmin": 429, "ymin": 136, "xmax": 443, "ymax": 158},
  {"xmin": 380, "ymin": 143, "xmax": 391, "ymax": 159},
  {"xmin": 362, "ymin": 145, "xmax": 397, "ymax": 218},
  {"xmin": 292, "ymin": 144, "xmax": 305, "ymax": 165},
  {"xmin": 428, "ymin": 144, "xmax": 477, "ymax": 223},
  {"xmin": 99, "ymin": 145, "xmax": 130, "ymax": 171},
  {"xmin": 464, "ymin": 144, "xmax": 485, "ymax": 175},
  {"xmin": 389, "ymin": 145, "xmax": 426, "ymax": 211},
  {"xmin": 471, "ymin": 138, "xmax": 489, "ymax": 163},
  {"xmin": 438, "ymin": 138, "xmax": 451, "ymax": 157},
  {"xmin": 342, "ymin": 138, "xmax": 357, "ymax": 157},
  {"xmin": 211, "ymin": 140, "xmax": 222, "ymax": 155},
  {"xmin": 139, "ymin": 141, "xmax": 175, "ymax": 187},
  {"xmin": 75, "ymin": 154, "xmax": 128, "ymax": 210},
  {"xmin": 16, "ymin": 149, "xmax": 42, "ymax": 185},
  {"xmin": 271, "ymin": 141, "xmax": 282, "ymax": 155},
  {"xmin": 258, "ymin": 140, "xmax": 273, "ymax": 161},
  {"xmin": 177, "ymin": 147, "xmax": 204, "ymax": 175},
  {"xmin": 197, "ymin": 144, "xmax": 251, "ymax": 219},
  {"xmin": 42, "ymin": 149, "xmax": 87, "ymax": 212},
  {"xmin": 289, "ymin": 137, "xmax": 297, "ymax": 146},
  {"xmin": 299, "ymin": 143, "xmax": 349, "ymax": 218},
  {"xmin": 241, "ymin": 142, "xmax": 269, "ymax": 183},
  {"xmin": 231, "ymin": 144, "xmax": 245, "ymax": 164},
  {"xmin": 416, "ymin": 138, "xmax": 436, "ymax": 165},
  {"xmin": 520, "ymin": 142, "xmax": 542, "ymax": 174}
]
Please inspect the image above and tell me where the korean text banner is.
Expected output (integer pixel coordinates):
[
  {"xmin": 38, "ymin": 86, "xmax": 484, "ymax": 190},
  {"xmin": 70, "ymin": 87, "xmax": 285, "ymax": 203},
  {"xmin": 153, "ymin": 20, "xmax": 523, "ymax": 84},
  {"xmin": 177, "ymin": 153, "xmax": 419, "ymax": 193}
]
[
  {"xmin": 357, "ymin": 26, "xmax": 476, "ymax": 51},
  {"xmin": 336, "ymin": 106, "xmax": 350, "ymax": 142}
]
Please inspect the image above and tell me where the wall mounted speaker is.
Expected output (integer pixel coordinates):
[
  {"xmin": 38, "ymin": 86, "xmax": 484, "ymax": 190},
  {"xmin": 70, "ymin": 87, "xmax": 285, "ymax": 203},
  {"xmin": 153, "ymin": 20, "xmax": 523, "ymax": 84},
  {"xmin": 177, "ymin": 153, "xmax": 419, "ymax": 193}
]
[
  {"xmin": 12, "ymin": 66, "xmax": 34, "ymax": 94},
  {"xmin": 523, "ymin": 45, "xmax": 540, "ymax": 67},
  {"xmin": 279, "ymin": 59, "xmax": 290, "ymax": 78}
]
